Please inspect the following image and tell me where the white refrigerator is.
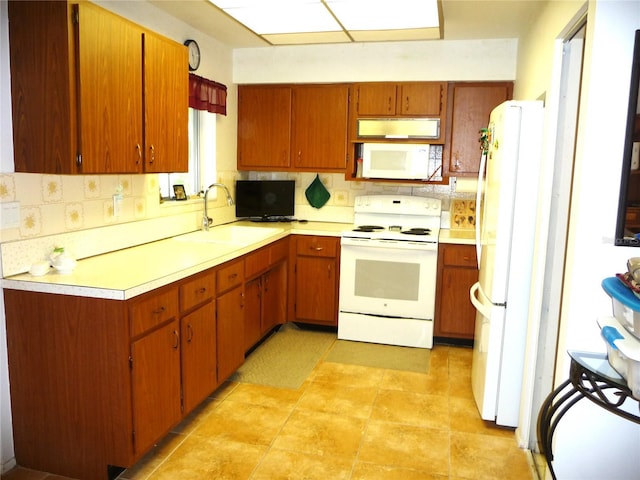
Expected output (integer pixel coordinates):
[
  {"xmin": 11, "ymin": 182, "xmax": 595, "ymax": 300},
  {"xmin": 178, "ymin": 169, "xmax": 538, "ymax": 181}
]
[{"xmin": 470, "ymin": 100, "xmax": 544, "ymax": 427}]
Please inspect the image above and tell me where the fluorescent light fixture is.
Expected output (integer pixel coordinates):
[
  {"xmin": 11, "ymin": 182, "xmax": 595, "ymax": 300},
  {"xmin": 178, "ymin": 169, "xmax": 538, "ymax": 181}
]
[
  {"xmin": 208, "ymin": 0, "xmax": 441, "ymax": 41},
  {"xmin": 326, "ymin": 0, "xmax": 440, "ymax": 31}
]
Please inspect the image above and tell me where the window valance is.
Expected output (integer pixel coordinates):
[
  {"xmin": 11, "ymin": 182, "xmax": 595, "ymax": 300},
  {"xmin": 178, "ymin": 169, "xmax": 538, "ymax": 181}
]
[{"xmin": 189, "ymin": 74, "xmax": 227, "ymax": 115}]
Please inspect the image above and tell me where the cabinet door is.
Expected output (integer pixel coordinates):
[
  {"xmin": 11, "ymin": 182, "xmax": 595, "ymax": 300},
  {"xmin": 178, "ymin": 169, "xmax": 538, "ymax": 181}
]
[
  {"xmin": 217, "ymin": 285, "xmax": 245, "ymax": 381},
  {"xmin": 262, "ymin": 261, "xmax": 287, "ymax": 333},
  {"xmin": 436, "ymin": 266, "xmax": 478, "ymax": 339},
  {"xmin": 295, "ymin": 256, "xmax": 337, "ymax": 325},
  {"xmin": 143, "ymin": 31, "xmax": 189, "ymax": 173},
  {"xmin": 131, "ymin": 319, "xmax": 181, "ymax": 454},
  {"xmin": 356, "ymin": 83, "xmax": 397, "ymax": 115},
  {"xmin": 398, "ymin": 82, "xmax": 444, "ymax": 116},
  {"xmin": 291, "ymin": 85, "xmax": 349, "ymax": 171},
  {"xmin": 244, "ymin": 277, "xmax": 262, "ymax": 351},
  {"xmin": 76, "ymin": 2, "xmax": 143, "ymax": 173},
  {"xmin": 448, "ymin": 82, "xmax": 512, "ymax": 175},
  {"xmin": 238, "ymin": 85, "xmax": 292, "ymax": 169},
  {"xmin": 181, "ymin": 301, "xmax": 216, "ymax": 414}
]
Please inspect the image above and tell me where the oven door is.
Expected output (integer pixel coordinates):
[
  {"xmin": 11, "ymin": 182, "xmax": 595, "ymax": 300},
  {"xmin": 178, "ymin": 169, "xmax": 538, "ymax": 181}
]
[{"xmin": 338, "ymin": 237, "xmax": 438, "ymax": 320}]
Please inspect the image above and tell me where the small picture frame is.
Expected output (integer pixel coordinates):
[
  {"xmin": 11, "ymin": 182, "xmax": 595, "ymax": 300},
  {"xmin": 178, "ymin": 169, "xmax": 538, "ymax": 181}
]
[{"xmin": 173, "ymin": 184, "xmax": 187, "ymax": 201}]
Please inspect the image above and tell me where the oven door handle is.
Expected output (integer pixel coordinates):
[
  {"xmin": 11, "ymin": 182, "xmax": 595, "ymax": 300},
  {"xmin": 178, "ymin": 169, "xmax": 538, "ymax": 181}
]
[{"xmin": 341, "ymin": 237, "xmax": 437, "ymax": 251}]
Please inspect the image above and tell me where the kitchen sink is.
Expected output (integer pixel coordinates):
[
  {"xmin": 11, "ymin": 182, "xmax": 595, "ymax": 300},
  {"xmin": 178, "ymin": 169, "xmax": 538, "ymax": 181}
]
[{"xmin": 173, "ymin": 225, "xmax": 284, "ymax": 246}]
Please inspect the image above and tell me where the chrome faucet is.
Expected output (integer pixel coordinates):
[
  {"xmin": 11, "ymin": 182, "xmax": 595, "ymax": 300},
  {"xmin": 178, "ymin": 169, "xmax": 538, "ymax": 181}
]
[{"xmin": 202, "ymin": 183, "xmax": 234, "ymax": 231}]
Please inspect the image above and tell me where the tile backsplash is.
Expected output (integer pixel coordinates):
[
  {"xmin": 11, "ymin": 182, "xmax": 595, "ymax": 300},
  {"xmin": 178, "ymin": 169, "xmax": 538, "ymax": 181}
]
[{"xmin": 0, "ymin": 170, "xmax": 474, "ymax": 276}]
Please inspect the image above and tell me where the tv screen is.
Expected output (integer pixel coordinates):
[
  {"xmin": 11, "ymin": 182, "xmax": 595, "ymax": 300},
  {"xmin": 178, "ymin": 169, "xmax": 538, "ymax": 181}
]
[{"xmin": 235, "ymin": 180, "xmax": 295, "ymax": 220}]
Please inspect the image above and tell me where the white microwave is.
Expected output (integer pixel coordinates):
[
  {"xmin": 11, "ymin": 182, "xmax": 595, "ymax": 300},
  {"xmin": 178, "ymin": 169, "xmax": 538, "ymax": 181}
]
[{"xmin": 362, "ymin": 143, "xmax": 436, "ymax": 180}]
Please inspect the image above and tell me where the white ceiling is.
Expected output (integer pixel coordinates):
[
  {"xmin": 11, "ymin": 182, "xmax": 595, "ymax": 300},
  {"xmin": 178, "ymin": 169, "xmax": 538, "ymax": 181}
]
[{"xmin": 149, "ymin": 0, "xmax": 546, "ymax": 48}]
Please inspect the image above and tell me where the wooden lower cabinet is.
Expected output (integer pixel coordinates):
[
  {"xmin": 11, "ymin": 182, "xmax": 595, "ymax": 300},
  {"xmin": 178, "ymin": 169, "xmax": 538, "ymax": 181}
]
[
  {"xmin": 216, "ymin": 259, "xmax": 246, "ymax": 382},
  {"xmin": 434, "ymin": 243, "xmax": 478, "ymax": 341},
  {"xmin": 291, "ymin": 235, "xmax": 340, "ymax": 326},
  {"xmin": 131, "ymin": 318, "xmax": 182, "ymax": 455}
]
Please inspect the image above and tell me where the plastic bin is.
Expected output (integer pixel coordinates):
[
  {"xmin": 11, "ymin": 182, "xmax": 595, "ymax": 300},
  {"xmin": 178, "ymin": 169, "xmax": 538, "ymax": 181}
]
[
  {"xmin": 597, "ymin": 316, "xmax": 640, "ymax": 399},
  {"xmin": 601, "ymin": 277, "xmax": 640, "ymax": 340}
]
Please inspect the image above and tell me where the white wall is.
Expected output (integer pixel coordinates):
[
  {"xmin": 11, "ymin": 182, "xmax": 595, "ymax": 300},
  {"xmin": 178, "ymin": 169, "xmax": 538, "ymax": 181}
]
[{"xmin": 233, "ymin": 38, "xmax": 517, "ymax": 84}]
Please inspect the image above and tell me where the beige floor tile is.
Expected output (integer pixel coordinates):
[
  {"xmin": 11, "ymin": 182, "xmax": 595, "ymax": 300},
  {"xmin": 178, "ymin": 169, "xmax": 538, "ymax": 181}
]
[
  {"xmin": 381, "ymin": 369, "xmax": 449, "ymax": 396},
  {"xmin": 371, "ymin": 389, "xmax": 450, "ymax": 430},
  {"xmin": 146, "ymin": 435, "xmax": 267, "ymax": 480},
  {"xmin": 448, "ymin": 371, "xmax": 474, "ymax": 400},
  {"xmin": 449, "ymin": 431, "xmax": 533, "ymax": 480},
  {"xmin": 296, "ymin": 381, "xmax": 378, "ymax": 418},
  {"xmin": 0, "ymin": 468, "xmax": 49, "ymax": 480},
  {"xmin": 225, "ymin": 382, "xmax": 304, "ymax": 409},
  {"xmin": 251, "ymin": 448, "xmax": 354, "ymax": 480},
  {"xmin": 351, "ymin": 462, "xmax": 449, "ymax": 480},
  {"xmin": 272, "ymin": 409, "xmax": 366, "ymax": 458},
  {"xmin": 192, "ymin": 399, "xmax": 291, "ymax": 446},
  {"xmin": 358, "ymin": 420, "xmax": 450, "ymax": 475},
  {"xmin": 449, "ymin": 397, "xmax": 515, "ymax": 438},
  {"xmin": 312, "ymin": 362, "xmax": 386, "ymax": 388},
  {"xmin": 119, "ymin": 432, "xmax": 187, "ymax": 479}
]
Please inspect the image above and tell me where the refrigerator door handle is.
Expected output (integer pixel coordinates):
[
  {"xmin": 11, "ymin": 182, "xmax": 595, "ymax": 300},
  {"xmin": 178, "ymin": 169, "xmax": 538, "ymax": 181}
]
[
  {"xmin": 475, "ymin": 153, "xmax": 488, "ymax": 268},
  {"xmin": 470, "ymin": 282, "xmax": 492, "ymax": 318}
]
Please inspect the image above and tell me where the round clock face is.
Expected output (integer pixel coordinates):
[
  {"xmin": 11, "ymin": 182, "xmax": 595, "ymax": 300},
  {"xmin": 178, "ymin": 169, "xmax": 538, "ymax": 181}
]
[{"xmin": 184, "ymin": 39, "xmax": 200, "ymax": 71}]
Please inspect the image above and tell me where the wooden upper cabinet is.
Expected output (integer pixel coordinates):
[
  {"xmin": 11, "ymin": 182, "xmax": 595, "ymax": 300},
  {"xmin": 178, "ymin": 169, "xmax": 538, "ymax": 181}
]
[
  {"xmin": 398, "ymin": 82, "xmax": 443, "ymax": 116},
  {"xmin": 237, "ymin": 85, "xmax": 292, "ymax": 170},
  {"xmin": 447, "ymin": 82, "xmax": 513, "ymax": 176},
  {"xmin": 237, "ymin": 84, "xmax": 348, "ymax": 172},
  {"xmin": 354, "ymin": 82, "xmax": 446, "ymax": 117},
  {"xmin": 355, "ymin": 83, "xmax": 398, "ymax": 115},
  {"xmin": 291, "ymin": 84, "xmax": 349, "ymax": 171},
  {"xmin": 76, "ymin": 2, "xmax": 143, "ymax": 174},
  {"xmin": 143, "ymin": 31, "xmax": 189, "ymax": 173},
  {"xmin": 7, "ymin": 1, "xmax": 188, "ymax": 174}
]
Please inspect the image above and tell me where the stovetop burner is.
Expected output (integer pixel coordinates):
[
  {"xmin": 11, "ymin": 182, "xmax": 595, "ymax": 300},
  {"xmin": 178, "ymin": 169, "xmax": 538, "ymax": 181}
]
[
  {"xmin": 401, "ymin": 228, "xmax": 432, "ymax": 236},
  {"xmin": 353, "ymin": 225, "xmax": 385, "ymax": 232}
]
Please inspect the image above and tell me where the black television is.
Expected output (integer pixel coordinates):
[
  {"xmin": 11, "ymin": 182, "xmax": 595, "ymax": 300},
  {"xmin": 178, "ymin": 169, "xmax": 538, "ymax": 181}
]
[{"xmin": 235, "ymin": 180, "xmax": 295, "ymax": 221}]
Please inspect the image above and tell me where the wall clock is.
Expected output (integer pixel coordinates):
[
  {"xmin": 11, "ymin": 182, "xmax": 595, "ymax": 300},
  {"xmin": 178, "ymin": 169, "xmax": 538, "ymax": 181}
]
[{"xmin": 184, "ymin": 39, "xmax": 200, "ymax": 71}]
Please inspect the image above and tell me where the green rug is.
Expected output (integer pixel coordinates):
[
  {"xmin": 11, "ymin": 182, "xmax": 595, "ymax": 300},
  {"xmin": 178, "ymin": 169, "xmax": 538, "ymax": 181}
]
[
  {"xmin": 229, "ymin": 323, "xmax": 336, "ymax": 389},
  {"xmin": 325, "ymin": 340, "xmax": 430, "ymax": 373}
]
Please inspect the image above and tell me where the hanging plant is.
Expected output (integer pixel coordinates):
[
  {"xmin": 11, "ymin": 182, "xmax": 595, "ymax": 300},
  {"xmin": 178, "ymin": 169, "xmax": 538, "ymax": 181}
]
[{"xmin": 479, "ymin": 128, "xmax": 490, "ymax": 154}]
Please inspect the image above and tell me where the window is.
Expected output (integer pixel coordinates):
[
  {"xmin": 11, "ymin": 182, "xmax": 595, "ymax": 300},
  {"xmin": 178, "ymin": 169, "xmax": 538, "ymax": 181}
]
[{"xmin": 159, "ymin": 108, "xmax": 217, "ymax": 199}]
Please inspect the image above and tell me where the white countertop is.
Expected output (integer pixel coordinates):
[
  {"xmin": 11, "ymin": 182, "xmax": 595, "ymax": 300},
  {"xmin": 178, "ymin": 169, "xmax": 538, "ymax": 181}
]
[
  {"xmin": 439, "ymin": 229, "xmax": 475, "ymax": 245},
  {"xmin": 2, "ymin": 221, "xmax": 474, "ymax": 300},
  {"xmin": 1, "ymin": 221, "xmax": 348, "ymax": 300}
]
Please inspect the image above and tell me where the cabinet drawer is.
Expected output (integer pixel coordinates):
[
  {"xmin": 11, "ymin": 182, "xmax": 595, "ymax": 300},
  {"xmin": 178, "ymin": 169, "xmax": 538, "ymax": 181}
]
[
  {"xmin": 130, "ymin": 288, "xmax": 179, "ymax": 338},
  {"xmin": 442, "ymin": 245, "xmax": 477, "ymax": 267},
  {"xmin": 180, "ymin": 271, "xmax": 216, "ymax": 312},
  {"xmin": 245, "ymin": 248, "xmax": 270, "ymax": 279},
  {"xmin": 296, "ymin": 236, "xmax": 338, "ymax": 258},
  {"xmin": 217, "ymin": 260, "xmax": 244, "ymax": 293},
  {"xmin": 270, "ymin": 238, "xmax": 289, "ymax": 263}
]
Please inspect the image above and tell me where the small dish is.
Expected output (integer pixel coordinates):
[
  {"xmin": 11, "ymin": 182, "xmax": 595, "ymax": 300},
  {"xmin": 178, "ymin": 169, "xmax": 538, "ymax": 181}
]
[{"xmin": 28, "ymin": 261, "xmax": 51, "ymax": 277}]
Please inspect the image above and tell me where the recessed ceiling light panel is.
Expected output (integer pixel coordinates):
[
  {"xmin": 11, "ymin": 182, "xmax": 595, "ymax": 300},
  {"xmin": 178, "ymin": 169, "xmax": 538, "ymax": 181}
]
[{"xmin": 325, "ymin": 0, "xmax": 440, "ymax": 31}]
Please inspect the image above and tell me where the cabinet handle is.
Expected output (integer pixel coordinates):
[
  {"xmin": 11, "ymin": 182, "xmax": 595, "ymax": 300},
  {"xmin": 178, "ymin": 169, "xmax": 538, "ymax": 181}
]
[
  {"xmin": 135, "ymin": 144, "xmax": 141, "ymax": 165},
  {"xmin": 187, "ymin": 324, "xmax": 194, "ymax": 343},
  {"xmin": 172, "ymin": 330, "xmax": 179, "ymax": 349},
  {"xmin": 405, "ymin": 96, "xmax": 410, "ymax": 111},
  {"xmin": 149, "ymin": 144, "xmax": 155, "ymax": 164},
  {"xmin": 152, "ymin": 306, "xmax": 166, "ymax": 315},
  {"xmin": 388, "ymin": 96, "xmax": 393, "ymax": 112},
  {"xmin": 311, "ymin": 246, "xmax": 323, "ymax": 252},
  {"xmin": 327, "ymin": 264, "xmax": 332, "ymax": 278},
  {"xmin": 229, "ymin": 273, "xmax": 238, "ymax": 280},
  {"xmin": 197, "ymin": 287, "xmax": 207, "ymax": 294}
]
